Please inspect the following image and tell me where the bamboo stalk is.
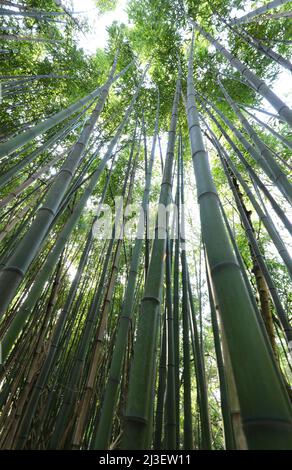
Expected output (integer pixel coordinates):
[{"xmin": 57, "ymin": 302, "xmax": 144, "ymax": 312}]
[
  {"xmin": 121, "ymin": 73, "xmax": 181, "ymax": 450},
  {"xmin": 192, "ymin": 21, "xmax": 292, "ymax": 126},
  {"xmin": 185, "ymin": 32, "xmax": 292, "ymax": 450}
]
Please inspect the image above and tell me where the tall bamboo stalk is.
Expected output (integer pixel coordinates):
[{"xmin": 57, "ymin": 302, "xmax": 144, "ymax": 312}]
[
  {"xmin": 121, "ymin": 73, "xmax": 181, "ymax": 450},
  {"xmin": 197, "ymin": 98, "xmax": 292, "ymax": 235},
  {"xmin": 192, "ymin": 21, "xmax": 292, "ymax": 126},
  {"xmin": 179, "ymin": 145, "xmax": 193, "ymax": 450},
  {"xmin": 204, "ymin": 122, "xmax": 292, "ymax": 344},
  {"xmin": 93, "ymin": 99, "xmax": 159, "ymax": 450},
  {"xmin": 203, "ymin": 115, "xmax": 292, "ymax": 279},
  {"xmin": 154, "ymin": 310, "xmax": 167, "ymax": 449},
  {"xmin": 0, "ymin": 58, "xmax": 132, "ymax": 160},
  {"xmin": 243, "ymin": 108, "xmax": 292, "ymax": 151},
  {"xmin": 165, "ymin": 234, "xmax": 176, "ymax": 449},
  {"xmin": 218, "ymin": 79, "xmax": 292, "ymax": 204},
  {"xmin": 205, "ymin": 264, "xmax": 235, "ymax": 449},
  {"xmin": 186, "ymin": 32, "xmax": 292, "ymax": 450},
  {"xmin": 230, "ymin": 0, "xmax": 291, "ymax": 25},
  {"xmin": 172, "ymin": 157, "xmax": 181, "ymax": 450},
  {"xmin": 221, "ymin": 15, "xmax": 292, "ymax": 73},
  {"xmin": 0, "ymin": 104, "xmax": 89, "ymax": 189},
  {"xmin": 187, "ymin": 266, "xmax": 212, "ymax": 449}
]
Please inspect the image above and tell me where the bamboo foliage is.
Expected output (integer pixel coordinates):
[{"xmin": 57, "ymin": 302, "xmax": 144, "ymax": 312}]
[{"xmin": 164, "ymin": 234, "xmax": 176, "ymax": 449}]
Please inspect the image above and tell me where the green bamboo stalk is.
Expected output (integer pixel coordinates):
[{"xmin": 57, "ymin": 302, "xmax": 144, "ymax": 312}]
[
  {"xmin": 240, "ymin": 104, "xmax": 286, "ymax": 122},
  {"xmin": 0, "ymin": 88, "xmax": 101, "ymax": 160},
  {"xmin": 203, "ymin": 116, "xmax": 292, "ymax": 347},
  {"xmin": 154, "ymin": 310, "xmax": 167, "ymax": 449},
  {"xmin": 121, "ymin": 73, "xmax": 181, "ymax": 450},
  {"xmin": 205, "ymin": 96, "xmax": 280, "ymax": 184},
  {"xmin": 215, "ymin": 142, "xmax": 292, "ymax": 344},
  {"xmin": 173, "ymin": 150, "xmax": 181, "ymax": 449},
  {"xmin": 197, "ymin": 98, "xmax": 292, "ymax": 235},
  {"xmin": 205, "ymin": 262, "xmax": 235, "ymax": 449},
  {"xmin": 216, "ymin": 150, "xmax": 292, "ymax": 397},
  {"xmin": 165, "ymin": 235, "xmax": 176, "ymax": 449},
  {"xmin": 0, "ymin": 104, "xmax": 88, "ymax": 190},
  {"xmin": 230, "ymin": 0, "xmax": 291, "ymax": 25},
  {"xmin": 180, "ymin": 240, "xmax": 193, "ymax": 450},
  {"xmin": 192, "ymin": 21, "xmax": 292, "ymax": 126},
  {"xmin": 218, "ymin": 199, "xmax": 289, "ymax": 405},
  {"xmin": 185, "ymin": 33, "xmax": 292, "ymax": 450},
  {"xmin": 224, "ymin": 149, "xmax": 292, "ymax": 279},
  {"xmin": 179, "ymin": 144, "xmax": 193, "ymax": 450},
  {"xmin": 202, "ymin": 117, "xmax": 292, "ymax": 279},
  {"xmin": 200, "ymin": 89, "xmax": 290, "ymax": 205},
  {"xmin": 218, "ymin": 79, "xmax": 292, "ymax": 203},
  {"xmin": 93, "ymin": 97, "xmax": 159, "ymax": 450},
  {"xmin": 0, "ymin": 149, "xmax": 67, "ymax": 209},
  {"xmin": 186, "ymin": 266, "xmax": 212, "ymax": 450},
  {"xmin": 219, "ymin": 201, "xmax": 266, "ymax": 335},
  {"xmin": 214, "ymin": 12, "xmax": 292, "ymax": 73},
  {"xmin": 243, "ymin": 108, "xmax": 292, "ymax": 151},
  {"xmin": 0, "ymin": 7, "xmax": 65, "ymax": 19}
]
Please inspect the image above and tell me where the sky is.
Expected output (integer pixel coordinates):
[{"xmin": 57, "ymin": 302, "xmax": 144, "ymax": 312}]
[{"xmin": 72, "ymin": 0, "xmax": 128, "ymax": 52}]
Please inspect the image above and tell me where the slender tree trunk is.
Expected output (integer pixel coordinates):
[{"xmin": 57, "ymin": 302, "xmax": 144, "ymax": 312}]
[
  {"xmin": 93, "ymin": 99, "xmax": 159, "ymax": 450},
  {"xmin": 179, "ymin": 146, "xmax": 193, "ymax": 450},
  {"xmin": 230, "ymin": 0, "xmax": 291, "ymax": 25},
  {"xmin": 121, "ymin": 73, "xmax": 181, "ymax": 450},
  {"xmin": 218, "ymin": 79, "xmax": 292, "ymax": 204},
  {"xmin": 241, "ymin": 10, "xmax": 292, "ymax": 22},
  {"xmin": 243, "ymin": 108, "xmax": 292, "ymax": 151},
  {"xmin": 185, "ymin": 32, "xmax": 292, "ymax": 450},
  {"xmin": 154, "ymin": 311, "xmax": 167, "ymax": 449},
  {"xmin": 164, "ymin": 235, "xmax": 176, "ymax": 449},
  {"xmin": 205, "ymin": 264, "xmax": 235, "ymax": 450},
  {"xmin": 198, "ymin": 99, "xmax": 292, "ymax": 235},
  {"xmin": 192, "ymin": 21, "xmax": 292, "ymax": 126}
]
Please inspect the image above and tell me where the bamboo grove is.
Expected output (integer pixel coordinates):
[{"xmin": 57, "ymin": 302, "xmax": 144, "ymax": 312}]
[{"xmin": 0, "ymin": 0, "xmax": 291, "ymax": 450}]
